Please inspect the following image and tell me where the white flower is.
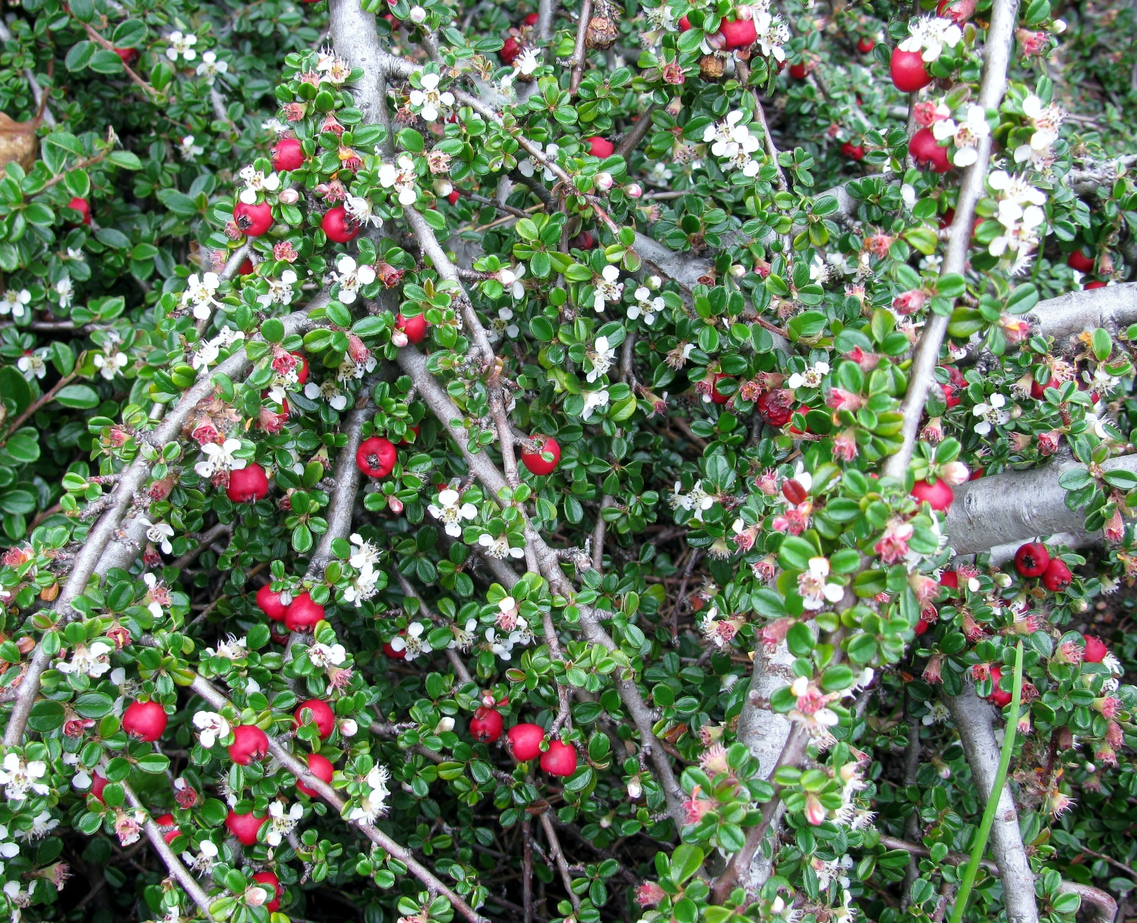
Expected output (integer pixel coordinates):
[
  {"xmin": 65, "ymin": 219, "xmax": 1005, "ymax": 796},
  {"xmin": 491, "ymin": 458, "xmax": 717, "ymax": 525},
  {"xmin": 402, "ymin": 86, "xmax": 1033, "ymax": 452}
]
[
  {"xmin": 507, "ymin": 264, "xmax": 527, "ymax": 299},
  {"xmin": 488, "ymin": 306, "xmax": 519, "ymax": 343},
  {"xmin": 517, "ymin": 142, "xmax": 560, "ymax": 182},
  {"xmin": 266, "ymin": 801, "xmax": 302, "ymax": 846},
  {"xmin": 586, "ymin": 336, "xmax": 616, "ymax": 383},
  {"xmin": 628, "ymin": 286, "xmax": 664, "ymax": 325},
  {"xmin": 515, "ymin": 47, "xmax": 540, "ymax": 75},
  {"xmin": 408, "ymin": 71, "xmax": 454, "ymax": 122},
  {"xmin": 581, "ymin": 387, "xmax": 609, "ymax": 419},
  {"xmin": 54, "ymin": 639, "xmax": 114, "ymax": 678},
  {"xmin": 194, "ymin": 439, "xmax": 246, "ymax": 478},
  {"xmin": 378, "ymin": 154, "xmax": 419, "ymax": 206},
  {"xmin": 165, "ymin": 31, "xmax": 198, "ymax": 62},
  {"xmin": 349, "ymin": 533, "xmax": 381, "ymax": 568},
  {"xmin": 703, "ymin": 110, "xmax": 748, "ymax": 158},
  {"xmin": 972, "ymin": 392, "xmax": 1010, "ymax": 435},
  {"xmin": 16, "ymin": 349, "xmax": 48, "ymax": 380},
  {"xmin": 898, "ymin": 16, "xmax": 961, "ymax": 62},
  {"xmin": 342, "ymin": 562, "xmax": 381, "ymax": 607},
  {"xmin": 0, "ymin": 823, "xmax": 19, "ymax": 870},
  {"xmin": 55, "ymin": 276, "xmax": 73, "ymax": 308},
  {"xmin": 1020, "ymin": 94, "xmax": 1064, "ymax": 153},
  {"xmin": 593, "ymin": 265, "xmax": 623, "ymax": 312},
  {"xmin": 203, "ymin": 635, "xmax": 247, "ymax": 660},
  {"xmin": 754, "ymin": 10, "xmax": 790, "ymax": 61},
  {"xmin": 0, "ymin": 753, "xmax": 50, "ymax": 801},
  {"xmin": 262, "ymin": 118, "xmax": 288, "ymax": 133},
  {"xmin": 93, "ymin": 351, "xmax": 128, "ymax": 379},
  {"xmin": 181, "ymin": 272, "xmax": 221, "ymax": 320},
  {"xmin": 0, "ymin": 288, "xmax": 31, "ymax": 318},
  {"xmin": 922, "ymin": 701, "xmax": 951, "ymax": 725},
  {"xmin": 257, "ymin": 269, "xmax": 299, "ymax": 308},
  {"xmin": 447, "ymin": 618, "xmax": 480, "ymax": 651},
  {"xmin": 349, "ymin": 765, "xmax": 391, "ymax": 824},
  {"xmin": 787, "ymin": 361, "xmax": 830, "ymax": 390},
  {"xmin": 427, "ymin": 488, "xmax": 478, "ymax": 537},
  {"xmin": 192, "ymin": 711, "xmax": 230, "ymax": 748},
  {"xmin": 344, "ymin": 195, "xmax": 382, "ymax": 228},
  {"xmin": 332, "ymin": 255, "xmax": 376, "ymax": 304},
  {"xmin": 932, "ymin": 105, "xmax": 990, "ymax": 168},
  {"xmin": 182, "ymin": 839, "xmax": 219, "ymax": 874},
  {"xmin": 478, "ymin": 533, "xmax": 524, "ymax": 560},
  {"xmin": 140, "ymin": 519, "xmax": 175, "ymax": 554},
  {"xmin": 179, "ymin": 135, "xmax": 204, "ymax": 159},
  {"xmin": 485, "ymin": 625, "xmax": 525, "ymax": 660},
  {"xmin": 308, "ymin": 642, "xmax": 348, "ymax": 668},
  {"xmin": 195, "ymin": 50, "xmax": 228, "ymax": 84},
  {"xmin": 238, "ymin": 165, "xmax": 281, "ymax": 205},
  {"xmin": 798, "ymin": 557, "xmax": 844, "ymax": 610},
  {"xmin": 193, "ymin": 338, "xmax": 221, "ymax": 371},
  {"xmin": 304, "ymin": 379, "xmax": 349, "ymax": 412},
  {"xmin": 15, "ymin": 810, "xmax": 59, "ymax": 841}
]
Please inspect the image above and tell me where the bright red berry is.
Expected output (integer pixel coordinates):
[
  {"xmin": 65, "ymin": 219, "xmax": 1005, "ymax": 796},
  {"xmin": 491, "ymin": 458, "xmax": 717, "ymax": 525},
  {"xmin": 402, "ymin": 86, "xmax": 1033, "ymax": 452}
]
[
  {"xmin": 67, "ymin": 197, "xmax": 92, "ymax": 226},
  {"xmin": 234, "ymin": 201, "xmax": 274, "ymax": 237},
  {"xmin": 321, "ymin": 203, "xmax": 359, "ymax": 244},
  {"xmin": 396, "ymin": 313, "xmax": 428, "ymax": 344},
  {"xmin": 500, "ymin": 37, "xmax": 522, "ymax": 65},
  {"xmin": 295, "ymin": 752, "xmax": 335, "ymax": 797},
  {"xmin": 114, "ymin": 47, "xmax": 139, "ymax": 66},
  {"xmin": 857, "ymin": 36, "xmax": 875, "ymax": 53},
  {"xmin": 1014, "ymin": 541, "xmax": 1050, "ymax": 578},
  {"xmin": 911, "ymin": 478, "xmax": 954, "ymax": 512},
  {"xmin": 256, "ymin": 585, "xmax": 290, "ymax": 622},
  {"xmin": 1030, "ymin": 376, "xmax": 1058, "ymax": 399},
  {"xmin": 939, "ymin": 570, "xmax": 959, "ymax": 589},
  {"xmin": 356, "ymin": 436, "xmax": 397, "ymax": 478},
  {"xmin": 272, "ymin": 137, "xmax": 305, "ymax": 172},
  {"xmin": 540, "ymin": 740, "xmax": 578, "ymax": 777},
  {"xmin": 1083, "ymin": 635, "xmax": 1108, "ymax": 663},
  {"xmin": 719, "ymin": 17, "xmax": 757, "ymax": 49},
  {"xmin": 788, "ymin": 62, "xmax": 808, "ymax": 79},
  {"xmin": 987, "ymin": 665, "xmax": 1013, "ymax": 707},
  {"xmin": 586, "ymin": 136, "xmax": 614, "ymax": 158},
  {"xmin": 909, "ymin": 128, "xmax": 951, "ymax": 173},
  {"xmin": 1066, "ymin": 249, "xmax": 1095, "ymax": 272},
  {"xmin": 890, "ymin": 47, "xmax": 932, "ymax": 92},
  {"xmin": 123, "ymin": 700, "xmax": 168, "ymax": 742},
  {"xmin": 757, "ymin": 389, "xmax": 794, "ymax": 427},
  {"xmin": 520, "ymin": 436, "xmax": 561, "ymax": 475},
  {"xmin": 507, "ymin": 723, "xmax": 545, "ymax": 761},
  {"xmin": 291, "ymin": 353, "xmax": 309, "ymax": 385},
  {"xmin": 447, "ymin": 190, "xmax": 460, "ymax": 205},
  {"xmin": 523, "ymin": 12, "xmax": 538, "ymax": 25},
  {"xmin": 841, "ymin": 141, "xmax": 865, "ymax": 161},
  {"xmin": 294, "ymin": 699, "xmax": 335, "ymax": 739},
  {"xmin": 1042, "ymin": 558, "xmax": 1072, "ymax": 592},
  {"xmin": 238, "ymin": 258, "xmax": 255, "ymax": 275},
  {"xmin": 284, "ymin": 592, "xmax": 325, "ymax": 632},
  {"xmin": 226, "ymin": 809, "xmax": 267, "ymax": 846},
  {"xmin": 470, "ymin": 707, "xmax": 503, "ymax": 742},
  {"xmin": 91, "ymin": 772, "xmax": 108, "ymax": 803},
  {"xmin": 1085, "ymin": 280, "xmax": 1107, "ymax": 290},
  {"xmin": 228, "ymin": 725, "xmax": 270, "ymax": 765},
  {"xmin": 226, "ymin": 463, "xmax": 269, "ymax": 503},
  {"xmin": 382, "ymin": 639, "xmax": 406, "ymax": 659},
  {"xmin": 782, "ymin": 479, "xmax": 808, "ymax": 505},
  {"xmin": 155, "ymin": 813, "xmax": 181, "ymax": 845},
  {"xmin": 709, "ymin": 374, "xmax": 733, "ymax": 405},
  {"xmin": 252, "ymin": 871, "xmax": 282, "ymax": 912}
]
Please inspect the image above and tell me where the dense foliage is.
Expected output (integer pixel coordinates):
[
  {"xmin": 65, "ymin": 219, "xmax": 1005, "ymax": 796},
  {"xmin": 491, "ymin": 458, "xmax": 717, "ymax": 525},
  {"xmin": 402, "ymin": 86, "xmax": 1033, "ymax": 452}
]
[{"xmin": 0, "ymin": 1, "xmax": 1135, "ymax": 922}]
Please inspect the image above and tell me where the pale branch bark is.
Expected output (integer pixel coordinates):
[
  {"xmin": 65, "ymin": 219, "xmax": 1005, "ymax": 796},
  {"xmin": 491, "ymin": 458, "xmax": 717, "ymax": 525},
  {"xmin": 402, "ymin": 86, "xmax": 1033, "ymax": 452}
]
[
  {"xmin": 306, "ymin": 397, "xmax": 372, "ymax": 577},
  {"xmin": 190, "ymin": 674, "xmax": 491, "ymax": 923},
  {"xmin": 568, "ymin": 0, "xmax": 594, "ymax": 95},
  {"xmin": 535, "ymin": 0, "xmax": 557, "ymax": 43},
  {"xmin": 590, "ymin": 496, "xmax": 615, "ymax": 571},
  {"xmin": 882, "ymin": 0, "xmax": 1021, "ymax": 479},
  {"xmin": 1054, "ymin": 881, "xmax": 1118, "ymax": 923},
  {"xmin": 170, "ymin": 522, "xmax": 234, "ymax": 571},
  {"xmin": 944, "ymin": 452, "xmax": 1137, "ymax": 555},
  {"xmin": 329, "ymin": 0, "xmax": 390, "ymax": 136},
  {"xmin": 1024, "ymin": 281, "xmax": 1137, "ymax": 341},
  {"xmin": 1069, "ymin": 155, "xmax": 1137, "ymax": 196},
  {"xmin": 2, "ymin": 303, "xmax": 324, "ymax": 747},
  {"xmin": 945, "ymin": 680, "xmax": 1039, "ymax": 923},
  {"xmin": 539, "ymin": 812, "xmax": 581, "ymax": 912},
  {"xmin": 220, "ymin": 242, "xmax": 251, "ymax": 283},
  {"xmin": 121, "ymin": 780, "xmax": 216, "ymax": 920}
]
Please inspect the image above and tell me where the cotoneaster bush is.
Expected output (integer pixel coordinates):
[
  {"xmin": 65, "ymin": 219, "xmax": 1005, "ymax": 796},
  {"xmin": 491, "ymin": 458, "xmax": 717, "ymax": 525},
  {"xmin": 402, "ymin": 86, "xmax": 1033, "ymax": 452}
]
[{"xmin": 0, "ymin": 1, "xmax": 1135, "ymax": 923}]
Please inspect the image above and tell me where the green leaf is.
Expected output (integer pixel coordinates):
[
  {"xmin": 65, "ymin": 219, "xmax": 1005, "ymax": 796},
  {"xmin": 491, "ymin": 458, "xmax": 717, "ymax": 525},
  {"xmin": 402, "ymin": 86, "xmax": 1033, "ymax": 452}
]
[{"xmin": 55, "ymin": 385, "xmax": 100, "ymax": 409}]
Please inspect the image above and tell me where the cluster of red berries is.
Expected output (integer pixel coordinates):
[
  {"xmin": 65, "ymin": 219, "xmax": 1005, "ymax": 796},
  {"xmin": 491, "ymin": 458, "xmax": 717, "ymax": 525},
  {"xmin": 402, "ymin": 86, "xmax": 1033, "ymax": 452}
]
[{"xmin": 469, "ymin": 707, "xmax": 578, "ymax": 777}]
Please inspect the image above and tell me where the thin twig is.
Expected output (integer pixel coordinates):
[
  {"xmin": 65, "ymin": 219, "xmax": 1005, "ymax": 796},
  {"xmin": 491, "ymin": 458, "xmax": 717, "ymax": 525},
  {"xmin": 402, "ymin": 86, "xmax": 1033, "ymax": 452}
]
[
  {"xmin": 539, "ymin": 812, "xmax": 580, "ymax": 912},
  {"xmin": 568, "ymin": 0, "xmax": 593, "ymax": 95}
]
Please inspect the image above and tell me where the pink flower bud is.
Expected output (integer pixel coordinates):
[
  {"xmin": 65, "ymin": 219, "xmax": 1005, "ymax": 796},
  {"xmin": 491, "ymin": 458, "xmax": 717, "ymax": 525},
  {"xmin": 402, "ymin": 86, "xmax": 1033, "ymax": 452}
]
[
  {"xmin": 804, "ymin": 792, "xmax": 826, "ymax": 826},
  {"xmin": 391, "ymin": 329, "xmax": 409, "ymax": 348},
  {"xmin": 625, "ymin": 183, "xmax": 643, "ymax": 198},
  {"xmin": 595, "ymin": 172, "xmax": 613, "ymax": 191},
  {"xmin": 388, "ymin": 496, "xmax": 404, "ymax": 513},
  {"xmin": 279, "ymin": 187, "xmax": 299, "ymax": 205},
  {"xmin": 893, "ymin": 289, "xmax": 928, "ymax": 315},
  {"xmin": 939, "ymin": 461, "xmax": 970, "ymax": 486},
  {"xmin": 409, "ymin": 5, "xmax": 426, "ymax": 21}
]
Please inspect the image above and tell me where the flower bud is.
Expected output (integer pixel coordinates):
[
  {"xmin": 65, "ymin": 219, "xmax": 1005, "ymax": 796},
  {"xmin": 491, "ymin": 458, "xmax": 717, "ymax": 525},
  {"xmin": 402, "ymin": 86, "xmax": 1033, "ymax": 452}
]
[
  {"xmin": 279, "ymin": 187, "xmax": 299, "ymax": 205},
  {"xmin": 625, "ymin": 183, "xmax": 643, "ymax": 198},
  {"xmin": 409, "ymin": 5, "xmax": 426, "ymax": 21},
  {"xmin": 595, "ymin": 172, "xmax": 614, "ymax": 191},
  {"xmin": 339, "ymin": 718, "xmax": 359, "ymax": 737},
  {"xmin": 939, "ymin": 461, "xmax": 970, "ymax": 485},
  {"xmin": 388, "ymin": 496, "xmax": 404, "ymax": 513}
]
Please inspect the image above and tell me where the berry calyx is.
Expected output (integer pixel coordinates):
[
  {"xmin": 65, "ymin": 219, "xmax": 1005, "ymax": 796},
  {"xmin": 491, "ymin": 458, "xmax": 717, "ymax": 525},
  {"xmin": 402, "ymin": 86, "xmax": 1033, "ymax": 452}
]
[
  {"xmin": 294, "ymin": 699, "xmax": 336, "ymax": 739},
  {"xmin": 253, "ymin": 871, "xmax": 282, "ymax": 912},
  {"xmin": 295, "ymin": 752, "xmax": 335, "ymax": 797},
  {"xmin": 284, "ymin": 592, "xmax": 325, "ymax": 632},
  {"xmin": 321, "ymin": 204, "xmax": 359, "ymax": 244},
  {"xmin": 228, "ymin": 724, "xmax": 270, "ymax": 765},
  {"xmin": 507, "ymin": 723, "xmax": 545, "ymax": 761},
  {"xmin": 987, "ymin": 665, "xmax": 1013, "ymax": 707},
  {"xmin": 520, "ymin": 436, "xmax": 561, "ymax": 475},
  {"xmin": 470, "ymin": 707, "xmax": 503, "ymax": 742},
  {"xmin": 155, "ymin": 813, "xmax": 181, "ymax": 845},
  {"xmin": 396, "ymin": 312, "xmax": 428, "ymax": 344},
  {"xmin": 890, "ymin": 47, "xmax": 932, "ymax": 92},
  {"xmin": 233, "ymin": 201, "xmax": 274, "ymax": 237},
  {"xmin": 123, "ymin": 700, "xmax": 168, "ymax": 742},
  {"xmin": 540, "ymin": 740, "xmax": 578, "ymax": 777},
  {"xmin": 911, "ymin": 477, "xmax": 954, "ymax": 512},
  {"xmin": 1042, "ymin": 558, "xmax": 1072, "ymax": 592},
  {"xmin": 356, "ymin": 436, "xmax": 397, "ymax": 478},
  {"xmin": 1014, "ymin": 541, "xmax": 1050, "ymax": 578},
  {"xmin": 226, "ymin": 809, "xmax": 267, "ymax": 846},
  {"xmin": 226, "ymin": 463, "xmax": 269, "ymax": 503},
  {"xmin": 256, "ymin": 585, "xmax": 290, "ymax": 622},
  {"xmin": 1083, "ymin": 635, "xmax": 1108, "ymax": 663},
  {"xmin": 272, "ymin": 137, "xmax": 305, "ymax": 172},
  {"xmin": 909, "ymin": 128, "xmax": 951, "ymax": 173}
]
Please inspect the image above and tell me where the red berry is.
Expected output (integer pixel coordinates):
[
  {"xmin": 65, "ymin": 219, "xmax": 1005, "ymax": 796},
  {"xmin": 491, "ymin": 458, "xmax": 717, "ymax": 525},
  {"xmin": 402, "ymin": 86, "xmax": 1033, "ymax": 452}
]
[
  {"xmin": 1067, "ymin": 249, "xmax": 1095, "ymax": 272},
  {"xmin": 228, "ymin": 725, "xmax": 270, "ymax": 765},
  {"xmin": 155, "ymin": 813, "xmax": 181, "ymax": 845},
  {"xmin": 788, "ymin": 62, "xmax": 808, "ymax": 79},
  {"xmin": 382, "ymin": 638, "xmax": 406, "ymax": 659},
  {"xmin": 284, "ymin": 592, "xmax": 325, "ymax": 632},
  {"xmin": 356, "ymin": 436, "xmax": 397, "ymax": 478},
  {"xmin": 252, "ymin": 871, "xmax": 282, "ymax": 912},
  {"xmin": 507, "ymin": 723, "xmax": 545, "ymax": 761},
  {"xmin": 500, "ymin": 37, "xmax": 522, "ymax": 65},
  {"xmin": 890, "ymin": 47, "xmax": 932, "ymax": 92},
  {"xmin": 914, "ymin": 617, "xmax": 930, "ymax": 636},
  {"xmin": 786, "ymin": 405, "xmax": 812, "ymax": 437},
  {"xmin": 571, "ymin": 230, "xmax": 596, "ymax": 250},
  {"xmin": 272, "ymin": 137, "xmax": 305, "ymax": 172},
  {"xmin": 857, "ymin": 36, "xmax": 875, "ymax": 53},
  {"xmin": 226, "ymin": 809, "xmax": 267, "ymax": 846},
  {"xmin": 678, "ymin": 14, "xmax": 691, "ymax": 30},
  {"xmin": 256, "ymin": 585, "xmax": 290, "ymax": 622},
  {"xmin": 757, "ymin": 389, "xmax": 795, "ymax": 427},
  {"xmin": 396, "ymin": 313, "xmax": 428, "ymax": 344},
  {"xmin": 397, "ymin": 424, "xmax": 421, "ymax": 447},
  {"xmin": 523, "ymin": 12, "xmax": 538, "ymax": 25},
  {"xmin": 123, "ymin": 700, "xmax": 168, "ymax": 742},
  {"xmin": 293, "ymin": 699, "xmax": 335, "ymax": 739},
  {"xmin": 841, "ymin": 141, "xmax": 865, "ymax": 161},
  {"xmin": 1083, "ymin": 635, "xmax": 1108, "ymax": 664},
  {"xmin": 1042, "ymin": 558, "xmax": 1072, "ymax": 592},
  {"xmin": 91, "ymin": 772, "xmax": 108, "ymax": 803},
  {"xmin": 226, "ymin": 463, "xmax": 269, "ymax": 503},
  {"xmin": 942, "ymin": 382, "xmax": 960, "ymax": 408},
  {"xmin": 939, "ymin": 570, "xmax": 959, "ymax": 589},
  {"xmin": 1014, "ymin": 541, "xmax": 1051, "ymax": 578},
  {"xmin": 1085, "ymin": 280, "xmax": 1107, "ymax": 290},
  {"xmin": 321, "ymin": 204, "xmax": 359, "ymax": 244},
  {"xmin": 470, "ymin": 707, "xmax": 503, "ymax": 742},
  {"xmin": 540, "ymin": 740, "xmax": 578, "ymax": 777},
  {"xmin": 520, "ymin": 436, "xmax": 561, "ymax": 475},
  {"xmin": 911, "ymin": 477, "xmax": 954, "ymax": 512},
  {"xmin": 292, "ymin": 353, "xmax": 309, "ymax": 385},
  {"xmin": 234, "ymin": 201, "xmax": 274, "ymax": 237},
  {"xmin": 719, "ymin": 17, "xmax": 757, "ymax": 49},
  {"xmin": 782, "ymin": 479, "xmax": 808, "ymax": 505},
  {"xmin": 67, "ymin": 197, "xmax": 92, "ymax": 226},
  {"xmin": 447, "ymin": 190, "xmax": 461, "ymax": 205},
  {"xmin": 114, "ymin": 47, "xmax": 139, "ymax": 66},
  {"xmin": 909, "ymin": 128, "xmax": 951, "ymax": 173},
  {"xmin": 1030, "ymin": 376, "xmax": 1058, "ymax": 399},
  {"xmin": 295, "ymin": 752, "xmax": 335, "ymax": 797},
  {"xmin": 238, "ymin": 258, "xmax": 255, "ymax": 275},
  {"xmin": 586, "ymin": 136, "xmax": 614, "ymax": 158},
  {"xmin": 987, "ymin": 665, "xmax": 1013, "ymax": 707},
  {"xmin": 710, "ymin": 374, "xmax": 733, "ymax": 405}
]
